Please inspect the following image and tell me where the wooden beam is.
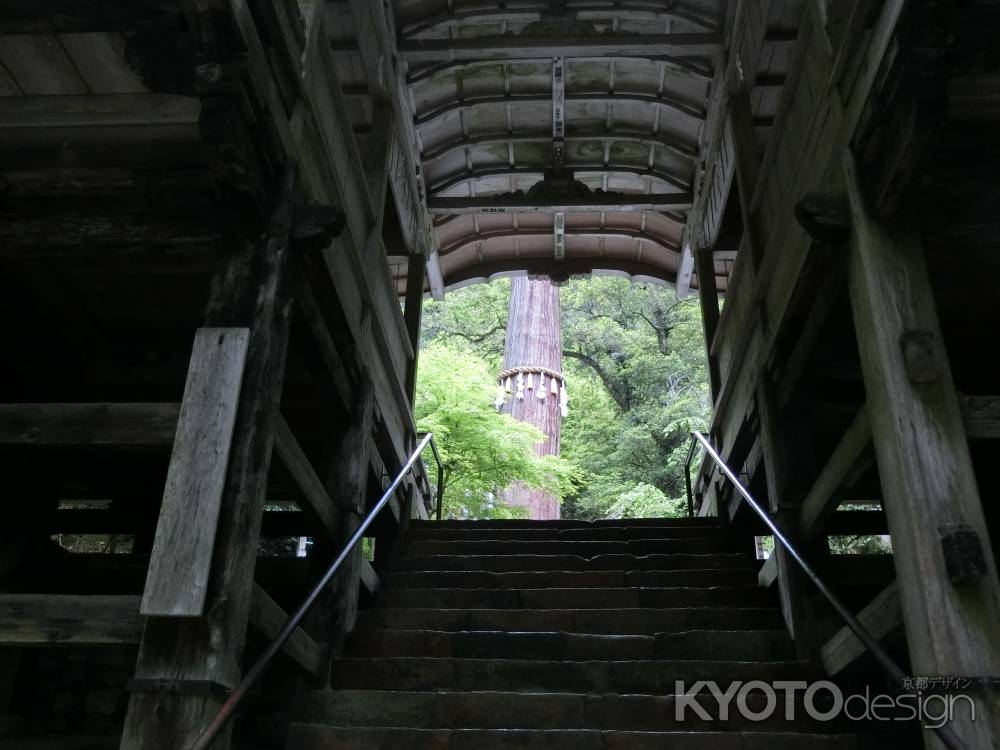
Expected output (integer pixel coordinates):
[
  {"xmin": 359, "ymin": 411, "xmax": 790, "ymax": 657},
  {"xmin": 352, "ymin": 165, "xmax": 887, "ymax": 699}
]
[
  {"xmin": 141, "ymin": 327, "xmax": 249, "ymax": 618},
  {"xmin": 820, "ymin": 582, "xmax": 901, "ymax": 676},
  {"xmin": 121, "ymin": 169, "xmax": 297, "ymax": 749},
  {"xmin": 0, "ymin": 403, "xmax": 179, "ymax": 447},
  {"xmin": 844, "ymin": 149, "xmax": 1000, "ymax": 747},
  {"xmin": 0, "ymin": 94, "xmax": 199, "ymax": 128},
  {"xmin": 248, "ymin": 584, "xmax": 327, "ymax": 680},
  {"xmin": 758, "ymin": 554, "xmax": 778, "ymax": 588},
  {"xmin": 359, "ymin": 557, "xmax": 380, "ymax": 596},
  {"xmin": 292, "ymin": 264, "xmax": 355, "ymax": 409},
  {"xmin": 273, "ymin": 413, "xmax": 341, "ymax": 537},
  {"xmin": 0, "ymin": 594, "xmax": 141, "ymax": 645},
  {"xmin": 397, "ymin": 34, "xmax": 721, "ymax": 63},
  {"xmin": 427, "ymin": 193, "xmax": 693, "ymax": 214},
  {"xmin": 798, "ymin": 405, "xmax": 871, "ymax": 542},
  {"xmin": 0, "ymin": 212, "xmax": 220, "ymax": 257},
  {"xmin": 0, "ymin": 3, "xmax": 183, "ymax": 34},
  {"xmin": 729, "ymin": 89, "xmax": 765, "ymax": 269}
]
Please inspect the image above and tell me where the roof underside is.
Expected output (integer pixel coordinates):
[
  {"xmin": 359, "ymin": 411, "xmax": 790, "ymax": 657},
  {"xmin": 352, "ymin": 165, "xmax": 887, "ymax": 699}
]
[{"xmin": 331, "ymin": 0, "xmax": 802, "ymax": 295}]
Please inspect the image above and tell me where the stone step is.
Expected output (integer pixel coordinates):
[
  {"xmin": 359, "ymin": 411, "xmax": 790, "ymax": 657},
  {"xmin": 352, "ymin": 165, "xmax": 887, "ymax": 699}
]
[
  {"xmin": 356, "ymin": 607, "xmax": 786, "ymax": 635},
  {"xmin": 340, "ymin": 630, "xmax": 794, "ymax": 661},
  {"xmin": 345, "ymin": 628, "xmax": 794, "ymax": 662},
  {"xmin": 407, "ymin": 525, "xmax": 726, "ymax": 541},
  {"xmin": 397, "ymin": 553, "xmax": 752, "ymax": 573},
  {"xmin": 298, "ymin": 690, "xmax": 847, "ymax": 733},
  {"xmin": 288, "ymin": 725, "xmax": 859, "ymax": 750},
  {"xmin": 384, "ymin": 568, "xmax": 759, "ymax": 590},
  {"xmin": 411, "ymin": 517, "xmax": 721, "ymax": 530},
  {"xmin": 405, "ymin": 538, "xmax": 738, "ymax": 557},
  {"xmin": 376, "ymin": 586, "xmax": 773, "ymax": 609}
]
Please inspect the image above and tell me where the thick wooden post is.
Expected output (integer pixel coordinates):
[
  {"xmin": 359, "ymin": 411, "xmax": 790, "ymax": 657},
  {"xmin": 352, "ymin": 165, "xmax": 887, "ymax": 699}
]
[
  {"xmin": 694, "ymin": 244, "xmax": 722, "ymax": 399},
  {"xmin": 843, "ymin": 149, "xmax": 1000, "ymax": 749},
  {"xmin": 322, "ymin": 310, "xmax": 376, "ymax": 653},
  {"xmin": 404, "ymin": 253, "xmax": 426, "ymax": 405},
  {"xmin": 755, "ymin": 379, "xmax": 812, "ymax": 656},
  {"xmin": 120, "ymin": 170, "xmax": 297, "ymax": 750}
]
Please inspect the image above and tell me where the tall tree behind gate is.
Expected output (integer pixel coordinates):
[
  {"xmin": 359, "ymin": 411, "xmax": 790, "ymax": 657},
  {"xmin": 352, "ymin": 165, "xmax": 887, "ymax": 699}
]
[{"xmin": 500, "ymin": 276, "xmax": 563, "ymax": 519}]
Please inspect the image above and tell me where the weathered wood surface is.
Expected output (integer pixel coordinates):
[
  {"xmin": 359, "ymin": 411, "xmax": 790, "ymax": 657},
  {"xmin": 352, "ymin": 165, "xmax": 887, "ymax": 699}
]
[
  {"xmin": 140, "ymin": 327, "xmax": 249, "ymax": 618},
  {"xmin": 248, "ymin": 584, "xmax": 327, "ymax": 680},
  {"xmin": 121, "ymin": 169, "xmax": 296, "ymax": 750},
  {"xmin": 844, "ymin": 150, "xmax": 1000, "ymax": 747},
  {"xmin": 820, "ymin": 582, "xmax": 901, "ymax": 676},
  {"xmin": 695, "ymin": 1, "xmax": 908, "ymax": 507},
  {"xmin": 0, "ymin": 594, "xmax": 142, "ymax": 644},
  {"xmin": 798, "ymin": 405, "xmax": 871, "ymax": 542},
  {"xmin": 217, "ymin": 0, "xmax": 419, "ymax": 474},
  {"xmin": 0, "ymin": 403, "xmax": 179, "ymax": 446}
]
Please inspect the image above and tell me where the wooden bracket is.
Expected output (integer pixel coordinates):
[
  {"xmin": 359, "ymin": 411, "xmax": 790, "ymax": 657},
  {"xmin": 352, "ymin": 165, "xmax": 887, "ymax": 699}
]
[
  {"xmin": 794, "ymin": 193, "xmax": 851, "ymax": 245},
  {"xmin": 292, "ymin": 204, "xmax": 347, "ymax": 252},
  {"xmin": 940, "ymin": 524, "xmax": 988, "ymax": 586}
]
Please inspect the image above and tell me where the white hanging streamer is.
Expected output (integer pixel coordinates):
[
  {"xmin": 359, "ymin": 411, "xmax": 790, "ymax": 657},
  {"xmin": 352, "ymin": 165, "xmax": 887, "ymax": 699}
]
[
  {"xmin": 516, "ymin": 372, "xmax": 525, "ymax": 400},
  {"xmin": 559, "ymin": 381, "xmax": 569, "ymax": 417},
  {"xmin": 494, "ymin": 383, "xmax": 506, "ymax": 410},
  {"xmin": 536, "ymin": 373, "xmax": 547, "ymax": 399}
]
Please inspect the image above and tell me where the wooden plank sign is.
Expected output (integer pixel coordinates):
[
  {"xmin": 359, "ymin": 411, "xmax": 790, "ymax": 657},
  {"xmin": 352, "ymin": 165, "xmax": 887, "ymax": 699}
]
[{"xmin": 140, "ymin": 327, "xmax": 249, "ymax": 617}]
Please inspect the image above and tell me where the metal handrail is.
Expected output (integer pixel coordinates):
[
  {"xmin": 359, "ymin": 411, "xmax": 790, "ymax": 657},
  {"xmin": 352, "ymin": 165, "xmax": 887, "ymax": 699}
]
[
  {"xmin": 418, "ymin": 431, "xmax": 446, "ymax": 520},
  {"xmin": 189, "ymin": 432, "xmax": 438, "ymax": 750},
  {"xmin": 689, "ymin": 431, "xmax": 966, "ymax": 750}
]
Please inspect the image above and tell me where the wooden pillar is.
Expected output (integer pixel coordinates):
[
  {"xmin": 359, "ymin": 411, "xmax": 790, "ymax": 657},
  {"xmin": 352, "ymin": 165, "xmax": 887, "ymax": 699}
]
[
  {"xmin": 322, "ymin": 309, "xmax": 376, "ymax": 654},
  {"xmin": 694, "ymin": 244, "xmax": 722, "ymax": 400},
  {"xmin": 404, "ymin": 253, "xmax": 426, "ymax": 405},
  {"xmin": 843, "ymin": 149, "xmax": 1000, "ymax": 748},
  {"xmin": 755, "ymin": 378, "xmax": 812, "ymax": 656},
  {"xmin": 120, "ymin": 169, "xmax": 297, "ymax": 750}
]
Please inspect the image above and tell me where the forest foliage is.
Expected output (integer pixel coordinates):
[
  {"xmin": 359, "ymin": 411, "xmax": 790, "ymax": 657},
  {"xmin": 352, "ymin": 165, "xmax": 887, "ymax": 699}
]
[{"xmin": 415, "ymin": 276, "xmax": 711, "ymax": 520}]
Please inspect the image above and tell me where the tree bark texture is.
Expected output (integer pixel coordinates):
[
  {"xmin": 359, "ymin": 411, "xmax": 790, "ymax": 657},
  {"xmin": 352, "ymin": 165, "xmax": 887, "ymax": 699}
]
[{"xmin": 502, "ymin": 276, "xmax": 562, "ymax": 519}]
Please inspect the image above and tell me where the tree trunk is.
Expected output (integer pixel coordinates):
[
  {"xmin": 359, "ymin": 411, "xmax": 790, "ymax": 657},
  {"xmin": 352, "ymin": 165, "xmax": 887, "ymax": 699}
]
[{"xmin": 501, "ymin": 276, "xmax": 562, "ymax": 519}]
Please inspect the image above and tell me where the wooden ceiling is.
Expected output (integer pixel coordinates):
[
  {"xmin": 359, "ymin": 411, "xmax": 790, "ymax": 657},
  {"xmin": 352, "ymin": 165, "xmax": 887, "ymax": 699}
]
[{"xmin": 331, "ymin": 0, "xmax": 802, "ymax": 295}]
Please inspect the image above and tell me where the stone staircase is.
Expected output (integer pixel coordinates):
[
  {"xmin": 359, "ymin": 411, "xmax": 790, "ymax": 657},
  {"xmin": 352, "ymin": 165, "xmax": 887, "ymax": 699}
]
[{"xmin": 288, "ymin": 518, "xmax": 864, "ymax": 749}]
